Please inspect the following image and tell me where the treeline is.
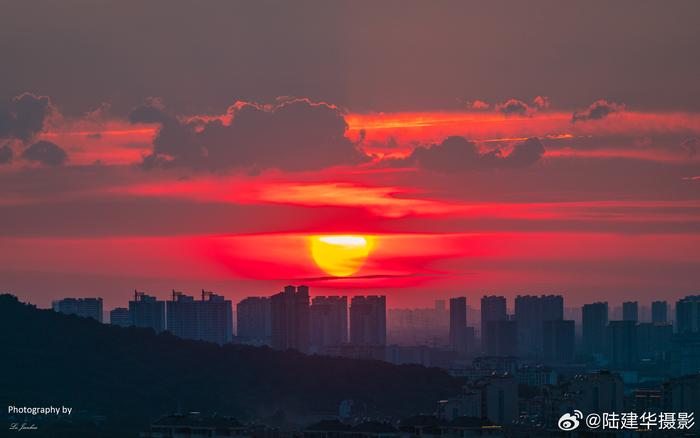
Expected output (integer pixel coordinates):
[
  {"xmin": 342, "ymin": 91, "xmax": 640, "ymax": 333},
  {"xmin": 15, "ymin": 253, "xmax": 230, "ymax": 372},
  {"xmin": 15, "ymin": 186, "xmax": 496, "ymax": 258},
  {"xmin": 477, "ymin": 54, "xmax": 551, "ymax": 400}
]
[{"xmin": 0, "ymin": 294, "xmax": 461, "ymax": 437}]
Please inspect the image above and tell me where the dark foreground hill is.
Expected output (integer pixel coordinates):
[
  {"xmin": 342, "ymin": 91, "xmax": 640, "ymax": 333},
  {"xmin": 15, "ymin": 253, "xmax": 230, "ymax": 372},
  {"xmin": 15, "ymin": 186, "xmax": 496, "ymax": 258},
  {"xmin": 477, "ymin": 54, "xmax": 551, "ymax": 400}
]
[{"xmin": 0, "ymin": 294, "xmax": 461, "ymax": 437}]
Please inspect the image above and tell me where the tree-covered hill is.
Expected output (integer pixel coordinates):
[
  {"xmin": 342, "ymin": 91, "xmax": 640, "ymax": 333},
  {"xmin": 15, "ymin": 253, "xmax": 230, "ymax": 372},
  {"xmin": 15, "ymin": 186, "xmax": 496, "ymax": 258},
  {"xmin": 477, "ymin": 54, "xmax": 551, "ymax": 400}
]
[{"xmin": 0, "ymin": 294, "xmax": 461, "ymax": 437}]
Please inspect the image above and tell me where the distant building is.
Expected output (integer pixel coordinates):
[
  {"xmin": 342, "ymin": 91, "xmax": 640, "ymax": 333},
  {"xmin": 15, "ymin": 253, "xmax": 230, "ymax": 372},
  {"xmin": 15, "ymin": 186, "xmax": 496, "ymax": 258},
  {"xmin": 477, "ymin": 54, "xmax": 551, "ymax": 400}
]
[
  {"xmin": 197, "ymin": 290, "xmax": 233, "ymax": 345},
  {"xmin": 52, "ymin": 297, "xmax": 103, "ymax": 322},
  {"xmin": 472, "ymin": 356, "xmax": 518, "ymax": 376},
  {"xmin": 622, "ymin": 301, "xmax": 639, "ymax": 322},
  {"xmin": 436, "ymin": 393, "xmax": 482, "ymax": 420},
  {"xmin": 434, "ymin": 299, "xmax": 446, "ymax": 313},
  {"xmin": 109, "ymin": 307, "xmax": 130, "ymax": 326},
  {"xmin": 517, "ymin": 366, "xmax": 558, "ymax": 386},
  {"xmin": 480, "ymin": 296, "xmax": 507, "ymax": 351},
  {"xmin": 449, "ymin": 297, "xmax": 467, "ymax": 352},
  {"xmin": 140, "ymin": 413, "xmax": 247, "ymax": 438},
  {"xmin": 582, "ymin": 302, "xmax": 608, "ymax": 355},
  {"xmin": 568, "ymin": 371, "xmax": 624, "ymax": 415},
  {"xmin": 637, "ymin": 322, "xmax": 673, "ymax": 361},
  {"xmin": 350, "ymin": 295, "xmax": 386, "ymax": 346},
  {"xmin": 676, "ymin": 295, "xmax": 700, "ymax": 334},
  {"xmin": 607, "ymin": 320, "xmax": 638, "ymax": 369},
  {"xmin": 167, "ymin": 291, "xmax": 198, "ymax": 340},
  {"xmin": 129, "ymin": 291, "xmax": 165, "ymax": 333},
  {"xmin": 310, "ymin": 296, "xmax": 348, "ymax": 351},
  {"xmin": 663, "ymin": 373, "xmax": 700, "ymax": 415},
  {"xmin": 463, "ymin": 327, "xmax": 476, "ymax": 354},
  {"xmin": 542, "ymin": 319, "xmax": 575, "ymax": 363},
  {"xmin": 236, "ymin": 296, "xmax": 271, "ymax": 345},
  {"xmin": 484, "ymin": 320, "xmax": 517, "ymax": 357},
  {"xmin": 167, "ymin": 290, "xmax": 233, "ymax": 345},
  {"xmin": 468, "ymin": 374, "xmax": 518, "ymax": 425},
  {"xmin": 387, "ymin": 301, "xmax": 449, "ymax": 347},
  {"xmin": 632, "ymin": 389, "xmax": 663, "ymax": 414},
  {"xmin": 270, "ymin": 285, "xmax": 310, "ymax": 353},
  {"xmin": 514, "ymin": 295, "xmax": 563, "ymax": 357},
  {"xmin": 651, "ymin": 300, "xmax": 668, "ymax": 324}
]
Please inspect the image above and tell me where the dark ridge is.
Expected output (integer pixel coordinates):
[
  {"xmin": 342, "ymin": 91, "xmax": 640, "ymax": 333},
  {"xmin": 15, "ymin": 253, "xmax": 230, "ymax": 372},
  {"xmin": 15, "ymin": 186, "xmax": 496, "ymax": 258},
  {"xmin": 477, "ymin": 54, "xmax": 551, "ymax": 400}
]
[{"xmin": 0, "ymin": 294, "xmax": 461, "ymax": 437}]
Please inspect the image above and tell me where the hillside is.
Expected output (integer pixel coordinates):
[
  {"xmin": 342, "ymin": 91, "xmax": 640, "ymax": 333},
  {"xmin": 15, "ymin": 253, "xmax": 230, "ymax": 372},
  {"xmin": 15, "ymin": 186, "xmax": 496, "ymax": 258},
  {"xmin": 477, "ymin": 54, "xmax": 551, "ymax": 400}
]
[{"xmin": 0, "ymin": 294, "xmax": 461, "ymax": 436}]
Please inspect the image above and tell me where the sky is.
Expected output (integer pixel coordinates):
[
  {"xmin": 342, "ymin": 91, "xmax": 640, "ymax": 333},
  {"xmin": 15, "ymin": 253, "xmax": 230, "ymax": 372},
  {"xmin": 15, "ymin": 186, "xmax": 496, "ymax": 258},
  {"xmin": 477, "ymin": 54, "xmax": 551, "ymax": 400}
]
[{"xmin": 1, "ymin": 0, "xmax": 699, "ymax": 310}]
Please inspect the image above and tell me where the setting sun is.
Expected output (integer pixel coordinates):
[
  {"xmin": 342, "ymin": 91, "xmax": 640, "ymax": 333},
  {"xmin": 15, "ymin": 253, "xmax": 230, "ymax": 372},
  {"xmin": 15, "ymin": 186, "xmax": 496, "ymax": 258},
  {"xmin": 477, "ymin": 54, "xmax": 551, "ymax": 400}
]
[{"xmin": 310, "ymin": 235, "xmax": 374, "ymax": 277}]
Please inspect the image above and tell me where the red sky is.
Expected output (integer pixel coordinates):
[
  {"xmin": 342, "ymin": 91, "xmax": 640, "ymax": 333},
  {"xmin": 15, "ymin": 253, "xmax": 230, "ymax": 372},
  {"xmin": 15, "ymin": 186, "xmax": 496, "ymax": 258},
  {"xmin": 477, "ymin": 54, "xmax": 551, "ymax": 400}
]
[
  {"xmin": 1, "ymin": 1, "xmax": 699, "ymax": 310},
  {"xmin": 2, "ymin": 102, "xmax": 699, "ymax": 310}
]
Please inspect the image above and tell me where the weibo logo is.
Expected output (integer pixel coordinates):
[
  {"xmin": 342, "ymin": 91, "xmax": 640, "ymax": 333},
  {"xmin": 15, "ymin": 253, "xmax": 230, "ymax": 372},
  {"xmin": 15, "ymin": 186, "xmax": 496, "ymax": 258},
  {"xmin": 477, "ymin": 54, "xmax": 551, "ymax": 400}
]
[{"xmin": 558, "ymin": 410, "xmax": 583, "ymax": 431}]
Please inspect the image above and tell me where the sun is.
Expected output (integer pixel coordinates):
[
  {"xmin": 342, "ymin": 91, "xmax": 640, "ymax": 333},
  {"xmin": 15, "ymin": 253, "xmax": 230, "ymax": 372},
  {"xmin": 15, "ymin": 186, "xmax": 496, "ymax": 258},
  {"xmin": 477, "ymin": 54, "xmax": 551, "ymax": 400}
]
[{"xmin": 310, "ymin": 235, "xmax": 374, "ymax": 277}]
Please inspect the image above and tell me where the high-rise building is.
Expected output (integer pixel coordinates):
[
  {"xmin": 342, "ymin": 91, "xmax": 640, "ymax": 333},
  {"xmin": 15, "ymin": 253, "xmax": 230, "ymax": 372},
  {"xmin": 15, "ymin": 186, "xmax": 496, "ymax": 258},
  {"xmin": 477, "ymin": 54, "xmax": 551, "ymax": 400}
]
[
  {"xmin": 197, "ymin": 290, "xmax": 233, "ymax": 345},
  {"xmin": 676, "ymin": 296, "xmax": 700, "ymax": 334},
  {"xmin": 514, "ymin": 295, "xmax": 563, "ymax": 357},
  {"xmin": 651, "ymin": 300, "xmax": 668, "ymax": 324},
  {"xmin": 607, "ymin": 320, "xmax": 638, "ymax": 369},
  {"xmin": 484, "ymin": 320, "xmax": 517, "ymax": 357},
  {"xmin": 167, "ymin": 291, "xmax": 198, "ymax": 340},
  {"xmin": 567, "ymin": 371, "xmax": 624, "ymax": 417},
  {"xmin": 637, "ymin": 322, "xmax": 673, "ymax": 360},
  {"xmin": 435, "ymin": 300, "xmax": 446, "ymax": 313},
  {"xmin": 52, "ymin": 297, "xmax": 103, "ymax": 322},
  {"xmin": 270, "ymin": 285, "xmax": 310, "ymax": 353},
  {"xmin": 167, "ymin": 290, "xmax": 233, "ymax": 345},
  {"xmin": 449, "ymin": 297, "xmax": 467, "ymax": 352},
  {"xmin": 663, "ymin": 374, "xmax": 700, "ymax": 415},
  {"xmin": 129, "ymin": 291, "xmax": 166, "ymax": 333},
  {"xmin": 468, "ymin": 375, "xmax": 518, "ymax": 425},
  {"xmin": 387, "ymin": 301, "xmax": 449, "ymax": 347},
  {"xmin": 109, "ymin": 307, "xmax": 131, "ymax": 326},
  {"xmin": 310, "ymin": 296, "xmax": 348, "ymax": 350},
  {"xmin": 480, "ymin": 296, "xmax": 507, "ymax": 351},
  {"xmin": 582, "ymin": 302, "xmax": 608, "ymax": 355},
  {"xmin": 350, "ymin": 295, "xmax": 387, "ymax": 346},
  {"xmin": 236, "ymin": 296, "xmax": 271, "ymax": 345},
  {"xmin": 622, "ymin": 301, "xmax": 638, "ymax": 322},
  {"xmin": 542, "ymin": 320, "xmax": 575, "ymax": 363}
]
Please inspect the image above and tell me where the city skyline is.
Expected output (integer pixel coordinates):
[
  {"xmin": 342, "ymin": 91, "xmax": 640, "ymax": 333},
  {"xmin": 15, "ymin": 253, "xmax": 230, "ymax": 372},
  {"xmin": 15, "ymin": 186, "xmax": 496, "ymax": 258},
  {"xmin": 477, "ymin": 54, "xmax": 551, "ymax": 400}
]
[{"xmin": 48, "ymin": 286, "xmax": 689, "ymax": 335}]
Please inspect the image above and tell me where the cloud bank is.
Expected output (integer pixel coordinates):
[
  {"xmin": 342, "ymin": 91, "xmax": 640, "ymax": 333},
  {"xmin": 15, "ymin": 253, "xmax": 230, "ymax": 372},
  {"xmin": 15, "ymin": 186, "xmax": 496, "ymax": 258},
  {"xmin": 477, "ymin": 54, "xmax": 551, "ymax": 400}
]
[
  {"xmin": 21, "ymin": 140, "xmax": 68, "ymax": 166},
  {"xmin": 408, "ymin": 136, "xmax": 545, "ymax": 172},
  {"xmin": 571, "ymin": 99, "xmax": 624, "ymax": 122},
  {"xmin": 132, "ymin": 98, "xmax": 368, "ymax": 172}
]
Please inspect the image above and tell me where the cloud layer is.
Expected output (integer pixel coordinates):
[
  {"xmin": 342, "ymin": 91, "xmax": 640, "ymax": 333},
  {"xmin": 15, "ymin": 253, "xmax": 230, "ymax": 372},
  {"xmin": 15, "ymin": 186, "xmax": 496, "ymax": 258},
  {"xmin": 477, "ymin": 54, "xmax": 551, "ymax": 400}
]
[
  {"xmin": 407, "ymin": 136, "xmax": 545, "ymax": 172},
  {"xmin": 0, "ymin": 93, "xmax": 53, "ymax": 141},
  {"xmin": 132, "ymin": 98, "xmax": 367, "ymax": 172},
  {"xmin": 572, "ymin": 99, "xmax": 624, "ymax": 122},
  {"xmin": 21, "ymin": 140, "xmax": 68, "ymax": 166}
]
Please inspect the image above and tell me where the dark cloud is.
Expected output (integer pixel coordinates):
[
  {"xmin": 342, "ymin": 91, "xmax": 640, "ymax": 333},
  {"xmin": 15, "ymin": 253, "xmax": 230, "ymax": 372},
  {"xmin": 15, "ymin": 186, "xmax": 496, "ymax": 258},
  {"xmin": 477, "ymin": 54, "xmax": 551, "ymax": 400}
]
[
  {"xmin": 502, "ymin": 137, "xmax": 546, "ymax": 168},
  {"xmin": 495, "ymin": 97, "xmax": 549, "ymax": 116},
  {"xmin": 571, "ymin": 99, "xmax": 624, "ymax": 122},
  {"xmin": 128, "ymin": 97, "xmax": 168, "ymax": 124},
  {"xmin": 496, "ymin": 99, "xmax": 531, "ymax": 116},
  {"xmin": 0, "ymin": 93, "xmax": 53, "ymax": 141},
  {"xmin": 0, "ymin": 144, "xmax": 13, "ymax": 164},
  {"xmin": 132, "ymin": 98, "xmax": 368, "ymax": 172},
  {"xmin": 407, "ymin": 136, "xmax": 544, "ymax": 172},
  {"xmin": 21, "ymin": 140, "xmax": 68, "ymax": 166}
]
